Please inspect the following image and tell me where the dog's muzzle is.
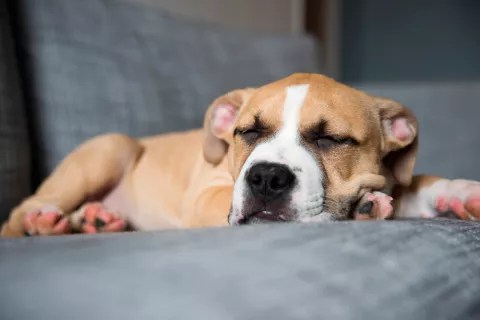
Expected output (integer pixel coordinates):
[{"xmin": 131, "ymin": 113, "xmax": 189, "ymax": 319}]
[{"xmin": 237, "ymin": 162, "xmax": 297, "ymax": 224}]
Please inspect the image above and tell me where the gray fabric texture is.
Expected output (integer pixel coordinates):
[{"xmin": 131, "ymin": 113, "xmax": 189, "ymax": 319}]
[
  {"xmin": 1, "ymin": 219, "xmax": 480, "ymax": 320},
  {"xmin": 0, "ymin": 1, "xmax": 31, "ymax": 223},
  {"xmin": 353, "ymin": 82, "xmax": 480, "ymax": 180},
  {"xmin": 14, "ymin": 0, "xmax": 321, "ymax": 184}
]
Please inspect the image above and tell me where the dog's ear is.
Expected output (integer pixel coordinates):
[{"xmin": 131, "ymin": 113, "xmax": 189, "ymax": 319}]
[
  {"xmin": 377, "ymin": 97, "xmax": 419, "ymax": 186},
  {"xmin": 203, "ymin": 88, "xmax": 254, "ymax": 165}
]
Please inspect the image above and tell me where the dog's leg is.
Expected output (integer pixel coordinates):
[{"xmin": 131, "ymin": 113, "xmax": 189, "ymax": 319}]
[
  {"xmin": 392, "ymin": 175, "xmax": 480, "ymax": 220},
  {"xmin": 181, "ymin": 186, "xmax": 233, "ymax": 228},
  {"xmin": 1, "ymin": 134, "xmax": 143, "ymax": 237}
]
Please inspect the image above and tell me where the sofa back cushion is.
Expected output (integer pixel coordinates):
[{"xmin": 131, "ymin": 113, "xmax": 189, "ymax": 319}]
[
  {"xmin": 354, "ymin": 82, "xmax": 480, "ymax": 180},
  {"xmin": 14, "ymin": 0, "xmax": 322, "ymax": 185},
  {"xmin": 0, "ymin": 1, "xmax": 31, "ymax": 222}
]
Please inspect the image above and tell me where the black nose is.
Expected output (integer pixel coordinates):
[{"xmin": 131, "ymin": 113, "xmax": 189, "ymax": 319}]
[{"xmin": 246, "ymin": 162, "xmax": 295, "ymax": 201}]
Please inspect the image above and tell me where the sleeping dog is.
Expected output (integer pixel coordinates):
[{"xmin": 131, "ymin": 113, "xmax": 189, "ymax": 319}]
[{"xmin": 2, "ymin": 73, "xmax": 479, "ymax": 237}]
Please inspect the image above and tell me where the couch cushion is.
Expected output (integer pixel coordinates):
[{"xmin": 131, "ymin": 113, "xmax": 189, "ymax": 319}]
[
  {"xmin": 353, "ymin": 82, "xmax": 480, "ymax": 180},
  {"xmin": 0, "ymin": 1, "xmax": 31, "ymax": 222},
  {"xmin": 1, "ymin": 220, "xmax": 480, "ymax": 319},
  {"xmin": 13, "ymin": 0, "xmax": 321, "ymax": 184}
]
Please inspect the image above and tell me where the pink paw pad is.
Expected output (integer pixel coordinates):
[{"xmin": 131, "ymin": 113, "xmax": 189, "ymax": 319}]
[
  {"xmin": 434, "ymin": 196, "xmax": 449, "ymax": 213},
  {"xmin": 354, "ymin": 192, "xmax": 394, "ymax": 220},
  {"xmin": 23, "ymin": 205, "xmax": 70, "ymax": 236},
  {"xmin": 434, "ymin": 193, "xmax": 480, "ymax": 220},
  {"xmin": 465, "ymin": 197, "xmax": 480, "ymax": 218},
  {"xmin": 79, "ymin": 202, "xmax": 127, "ymax": 234}
]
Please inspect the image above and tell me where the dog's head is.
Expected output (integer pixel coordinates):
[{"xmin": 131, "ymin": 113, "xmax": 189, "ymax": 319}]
[{"xmin": 203, "ymin": 73, "xmax": 418, "ymax": 224}]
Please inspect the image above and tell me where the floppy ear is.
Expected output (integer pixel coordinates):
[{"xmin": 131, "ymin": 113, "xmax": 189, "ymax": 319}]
[
  {"xmin": 377, "ymin": 97, "xmax": 419, "ymax": 186},
  {"xmin": 203, "ymin": 88, "xmax": 254, "ymax": 165}
]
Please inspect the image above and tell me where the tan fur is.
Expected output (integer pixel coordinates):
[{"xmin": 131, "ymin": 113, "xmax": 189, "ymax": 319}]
[
  {"xmin": 1, "ymin": 130, "xmax": 233, "ymax": 237},
  {"xmin": 229, "ymin": 74, "xmax": 415, "ymax": 218},
  {"xmin": 0, "ymin": 73, "xmax": 464, "ymax": 237}
]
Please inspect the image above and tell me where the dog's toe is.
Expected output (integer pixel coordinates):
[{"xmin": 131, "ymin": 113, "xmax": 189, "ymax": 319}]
[
  {"xmin": 465, "ymin": 196, "xmax": 480, "ymax": 219},
  {"xmin": 354, "ymin": 192, "xmax": 393, "ymax": 220},
  {"xmin": 22, "ymin": 206, "xmax": 70, "ymax": 236},
  {"xmin": 433, "ymin": 181, "xmax": 480, "ymax": 220},
  {"xmin": 77, "ymin": 202, "xmax": 127, "ymax": 234}
]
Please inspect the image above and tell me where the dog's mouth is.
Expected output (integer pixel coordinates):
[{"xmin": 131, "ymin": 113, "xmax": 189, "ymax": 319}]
[
  {"xmin": 238, "ymin": 210, "xmax": 291, "ymax": 225},
  {"xmin": 232, "ymin": 193, "xmax": 365, "ymax": 225}
]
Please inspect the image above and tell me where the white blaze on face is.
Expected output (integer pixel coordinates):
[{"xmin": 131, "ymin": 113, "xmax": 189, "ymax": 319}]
[{"xmin": 229, "ymin": 84, "xmax": 327, "ymax": 224}]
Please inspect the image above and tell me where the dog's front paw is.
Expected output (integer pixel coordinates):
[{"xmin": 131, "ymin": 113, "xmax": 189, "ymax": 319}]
[
  {"xmin": 72, "ymin": 202, "xmax": 128, "ymax": 234},
  {"xmin": 23, "ymin": 205, "xmax": 71, "ymax": 236},
  {"xmin": 353, "ymin": 191, "xmax": 394, "ymax": 220},
  {"xmin": 433, "ymin": 179, "xmax": 480, "ymax": 220}
]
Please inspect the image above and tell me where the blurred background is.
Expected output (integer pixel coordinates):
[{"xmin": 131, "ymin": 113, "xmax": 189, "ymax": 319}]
[
  {"xmin": 125, "ymin": 0, "xmax": 480, "ymax": 83},
  {"xmin": 1, "ymin": 0, "xmax": 480, "ymax": 222}
]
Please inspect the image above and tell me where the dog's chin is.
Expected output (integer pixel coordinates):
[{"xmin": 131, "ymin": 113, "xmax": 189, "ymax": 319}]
[
  {"xmin": 232, "ymin": 208, "xmax": 341, "ymax": 225},
  {"xmin": 238, "ymin": 210, "xmax": 290, "ymax": 225}
]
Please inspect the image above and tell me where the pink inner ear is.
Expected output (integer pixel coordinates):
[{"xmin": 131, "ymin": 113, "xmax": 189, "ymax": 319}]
[
  {"xmin": 212, "ymin": 104, "xmax": 237, "ymax": 135},
  {"xmin": 391, "ymin": 117, "xmax": 412, "ymax": 141}
]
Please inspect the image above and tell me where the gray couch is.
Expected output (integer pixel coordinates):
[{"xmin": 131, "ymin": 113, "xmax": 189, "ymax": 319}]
[{"xmin": 1, "ymin": 1, "xmax": 480, "ymax": 319}]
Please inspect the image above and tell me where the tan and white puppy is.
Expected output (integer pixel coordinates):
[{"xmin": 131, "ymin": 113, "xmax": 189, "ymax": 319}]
[{"xmin": 2, "ymin": 73, "xmax": 480, "ymax": 238}]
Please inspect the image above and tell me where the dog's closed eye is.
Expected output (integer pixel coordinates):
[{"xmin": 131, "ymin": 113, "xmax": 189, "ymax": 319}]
[
  {"xmin": 315, "ymin": 135, "xmax": 358, "ymax": 150},
  {"xmin": 234, "ymin": 114, "xmax": 271, "ymax": 145},
  {"xmin": 235, "ymin": 128, "xmax": 261, "ymax": 144},
  {"xmin": 303, "ymin": 119, "xmax": 358, "ymax": 150}
]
